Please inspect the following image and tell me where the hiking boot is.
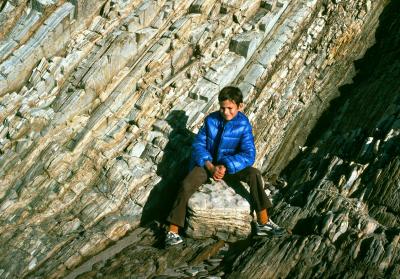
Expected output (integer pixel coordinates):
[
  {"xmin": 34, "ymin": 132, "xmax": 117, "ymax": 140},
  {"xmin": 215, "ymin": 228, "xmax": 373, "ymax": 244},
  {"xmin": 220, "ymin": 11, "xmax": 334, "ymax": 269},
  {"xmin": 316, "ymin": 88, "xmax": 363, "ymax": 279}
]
[
  {"xmin": 165, "ymin": 231, "xmax": 183, "ymax": 246},
  {"xmin": 256, "ymin": 219, "xmax": 285, "ymax": 236}
]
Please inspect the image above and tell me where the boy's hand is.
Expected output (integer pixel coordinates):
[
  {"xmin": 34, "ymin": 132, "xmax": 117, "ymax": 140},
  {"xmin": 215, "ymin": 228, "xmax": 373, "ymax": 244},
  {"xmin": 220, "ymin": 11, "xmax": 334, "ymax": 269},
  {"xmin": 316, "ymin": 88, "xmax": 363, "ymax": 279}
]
[
  {"xmin": 205, "ymin": 161, "xmax": 215, "ymax": 174},
  {"xmin": 213, "ymin": 165, "xmax": 226, "ymax": 181},
  {"xmin": 205, "ymin": 161, "xmax": 226, "ymax": 181}
]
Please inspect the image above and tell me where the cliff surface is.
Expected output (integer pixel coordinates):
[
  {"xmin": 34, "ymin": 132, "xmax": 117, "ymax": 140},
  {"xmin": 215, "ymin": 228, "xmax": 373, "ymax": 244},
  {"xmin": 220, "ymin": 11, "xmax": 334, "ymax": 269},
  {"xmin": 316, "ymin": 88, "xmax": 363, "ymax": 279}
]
[{"xmin": 0, "ymin": 0, "xmax": 398, "ymax": 278}]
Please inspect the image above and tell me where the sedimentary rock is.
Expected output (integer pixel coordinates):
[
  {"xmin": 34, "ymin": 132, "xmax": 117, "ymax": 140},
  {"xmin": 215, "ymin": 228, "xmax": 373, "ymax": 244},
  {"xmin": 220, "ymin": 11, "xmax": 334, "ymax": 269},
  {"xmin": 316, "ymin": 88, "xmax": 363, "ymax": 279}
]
[
  {"xmin": 226, "ymin": 1, "xmax": 400, "ymax": 277},
  {"xmin": 186, "ymin": 180, "xmax": 254, "ymax": 241},
  {"xmin": 0, "ymin": 0, "xmax": 398, "ymax": 278}
]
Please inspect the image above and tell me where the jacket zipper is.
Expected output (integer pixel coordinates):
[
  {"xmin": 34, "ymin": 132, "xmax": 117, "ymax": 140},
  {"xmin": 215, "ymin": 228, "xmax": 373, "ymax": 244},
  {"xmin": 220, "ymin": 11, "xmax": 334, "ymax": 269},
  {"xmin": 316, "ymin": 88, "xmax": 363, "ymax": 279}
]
[{"xmin": 216, "ymin": 121, "xmax": 226, "ymax": 163}]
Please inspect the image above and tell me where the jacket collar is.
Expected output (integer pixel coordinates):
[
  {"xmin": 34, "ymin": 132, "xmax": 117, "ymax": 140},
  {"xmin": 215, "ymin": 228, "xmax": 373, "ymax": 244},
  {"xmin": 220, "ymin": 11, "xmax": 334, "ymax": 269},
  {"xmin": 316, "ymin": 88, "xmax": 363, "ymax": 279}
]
[{"xmin": 214, "ymin": 111, "xmax": 242, "ymax": 124}]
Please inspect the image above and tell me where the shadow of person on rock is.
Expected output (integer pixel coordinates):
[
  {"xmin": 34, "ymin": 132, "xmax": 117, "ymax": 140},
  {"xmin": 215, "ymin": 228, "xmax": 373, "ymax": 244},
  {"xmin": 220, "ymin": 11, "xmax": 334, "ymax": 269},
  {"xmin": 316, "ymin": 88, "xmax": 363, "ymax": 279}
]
[{"xmin": 140, "ymin": 110, "xmax": 194, "ymax": 245}]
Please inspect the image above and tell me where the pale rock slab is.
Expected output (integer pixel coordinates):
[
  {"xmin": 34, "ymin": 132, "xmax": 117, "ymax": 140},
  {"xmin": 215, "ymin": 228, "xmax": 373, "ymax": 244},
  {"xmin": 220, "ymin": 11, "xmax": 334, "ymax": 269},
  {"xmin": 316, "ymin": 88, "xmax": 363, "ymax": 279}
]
[
  {"xmin": 186, "ymin": 180, "xmax": 253, "ymax": 241},
  {"xmin": 189, "ymin": 77, "xmax": 220, "ymax": 102},
  {"xmin": 205, "ymin": 52, "xmax": 246, "ymax": 87}
]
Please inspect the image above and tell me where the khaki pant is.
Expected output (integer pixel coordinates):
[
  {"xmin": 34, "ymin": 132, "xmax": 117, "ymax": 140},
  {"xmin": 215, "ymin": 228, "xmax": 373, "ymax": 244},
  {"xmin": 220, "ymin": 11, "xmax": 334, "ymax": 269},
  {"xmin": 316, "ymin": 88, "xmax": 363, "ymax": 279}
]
[{"xmin": 167, "ymin": 166, "xmax": 272, "ymax": 227}]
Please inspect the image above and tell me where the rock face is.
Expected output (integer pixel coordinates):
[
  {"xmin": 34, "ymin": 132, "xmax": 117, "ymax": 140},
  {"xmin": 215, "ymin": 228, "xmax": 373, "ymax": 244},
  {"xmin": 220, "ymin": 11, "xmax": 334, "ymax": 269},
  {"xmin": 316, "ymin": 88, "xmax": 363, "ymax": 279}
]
[
  {"xmin": 0, "ymin": 0, "xmax": 399, "ymax": 278},
  {"xmin": 186, "ymin": 180, "xmax": 254, "ymax": 241},
  {"xmin": 226, "ymin": 2, "xmax": 400, "ymax": 278}
]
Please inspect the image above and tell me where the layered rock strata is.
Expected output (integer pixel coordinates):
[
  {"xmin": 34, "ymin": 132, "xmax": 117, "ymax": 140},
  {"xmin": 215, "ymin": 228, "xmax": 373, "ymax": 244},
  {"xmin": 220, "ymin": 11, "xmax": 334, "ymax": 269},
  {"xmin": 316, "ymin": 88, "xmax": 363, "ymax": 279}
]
[
  {"xmin": 186, "ymin": 180, "xmax": 254, "ymax": 241},
  {"xmin": 0, "ymin": 0, "xmax": 396, "ymax": 278},
  {"xmin": 227, "ymin": 1, "xmax": 400, "ymax": 277}
]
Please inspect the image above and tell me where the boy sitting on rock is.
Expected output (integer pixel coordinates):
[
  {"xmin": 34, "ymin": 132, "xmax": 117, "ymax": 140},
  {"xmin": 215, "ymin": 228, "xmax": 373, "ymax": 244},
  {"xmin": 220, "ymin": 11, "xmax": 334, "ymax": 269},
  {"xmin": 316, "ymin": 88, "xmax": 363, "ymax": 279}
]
[{"xmin": 165, "ymin": 86, "xmax": 284, "ymax": 246}]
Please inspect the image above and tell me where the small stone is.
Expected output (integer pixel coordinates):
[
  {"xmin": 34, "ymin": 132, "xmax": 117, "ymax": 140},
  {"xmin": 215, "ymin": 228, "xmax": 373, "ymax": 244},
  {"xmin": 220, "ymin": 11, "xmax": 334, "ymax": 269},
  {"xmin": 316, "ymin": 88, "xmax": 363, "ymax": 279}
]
[
  {"xmin": 261, "ymin": 0, "xmax": 277, "ymax": 11},
  {"xmin": 184, "ymin": 268, "xmax": 199, "ymax": 276},
  {"xmin": 28, "ymin": 257, "xmax": 37, "ymax": 270},
  {"xmin": 229, "ymin": 31, "xmax": 263, "ymax": 58}
]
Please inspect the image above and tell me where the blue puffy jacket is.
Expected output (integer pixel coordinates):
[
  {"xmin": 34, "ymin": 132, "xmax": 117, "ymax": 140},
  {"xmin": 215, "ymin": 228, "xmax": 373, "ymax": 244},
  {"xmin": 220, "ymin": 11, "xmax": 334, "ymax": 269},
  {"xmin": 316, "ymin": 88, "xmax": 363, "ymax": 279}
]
[{"xmin": 190, "ymin": 111, "xmax": 256, "ymax": 174}]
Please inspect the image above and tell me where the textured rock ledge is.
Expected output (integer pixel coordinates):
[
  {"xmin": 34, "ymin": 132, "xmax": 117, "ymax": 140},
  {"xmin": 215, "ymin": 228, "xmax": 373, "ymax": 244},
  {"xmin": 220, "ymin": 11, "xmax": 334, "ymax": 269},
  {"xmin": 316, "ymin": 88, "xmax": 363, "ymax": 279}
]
[{"xmin": 186, "ymin": 180, "xmax": 254, "ymax": 241}]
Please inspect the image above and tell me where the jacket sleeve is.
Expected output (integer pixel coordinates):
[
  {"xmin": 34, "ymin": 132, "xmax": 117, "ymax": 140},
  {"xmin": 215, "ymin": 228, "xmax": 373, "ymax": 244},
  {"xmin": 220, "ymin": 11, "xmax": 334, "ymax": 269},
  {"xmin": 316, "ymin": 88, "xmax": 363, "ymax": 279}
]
[
  {"xmin": 220, "ymin": 123, "xmax": 256, "ymax": 174},
  {"xmin": 191, "ymin": 121, "xmax": 213, "ymax": 167}
]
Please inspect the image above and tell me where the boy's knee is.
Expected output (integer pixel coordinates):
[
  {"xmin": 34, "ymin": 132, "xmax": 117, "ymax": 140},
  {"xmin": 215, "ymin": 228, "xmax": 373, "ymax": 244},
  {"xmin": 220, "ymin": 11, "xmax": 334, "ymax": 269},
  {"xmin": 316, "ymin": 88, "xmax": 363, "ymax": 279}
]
[
  {"xmin": 180, "ymin": 179, "xmax": 200, "ymax": 198},
  {"xmin": 248, "ymin": 167, "xmax": 261, "ymax": 177},
  {"xmin": 176, "ymin": 186, "xmax": 192, "ymax": 202},
  {"xmin": 180, "ymin": 181, "xmax": 194, "ymax": 195}
]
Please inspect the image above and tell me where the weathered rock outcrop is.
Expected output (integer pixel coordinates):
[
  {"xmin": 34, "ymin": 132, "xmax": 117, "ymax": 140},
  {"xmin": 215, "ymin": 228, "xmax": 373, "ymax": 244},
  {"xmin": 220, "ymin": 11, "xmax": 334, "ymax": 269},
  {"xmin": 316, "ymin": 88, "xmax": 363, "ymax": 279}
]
[
  {"xmin": 0, "ymin": 0, "xmax": 398, "ymax": 278},
  {"xmin": 226, "ymin": 4, "xmax": 400, "ymax": 277},
  {"xmin": 186, "ymin": 180, "xmax": 254, "ymax": 242}
]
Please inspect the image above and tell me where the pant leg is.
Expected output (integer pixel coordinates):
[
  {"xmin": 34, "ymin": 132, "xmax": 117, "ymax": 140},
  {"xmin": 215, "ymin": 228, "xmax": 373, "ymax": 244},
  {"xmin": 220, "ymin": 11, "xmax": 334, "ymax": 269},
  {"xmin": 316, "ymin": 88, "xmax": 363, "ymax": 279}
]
[
  {"xmin": 226, "ymin": 167, "xmax": 272, "ymax": 211},
  {"xmin": 167, "ymin": 166, "xmax": 209, "ymax": 227}
]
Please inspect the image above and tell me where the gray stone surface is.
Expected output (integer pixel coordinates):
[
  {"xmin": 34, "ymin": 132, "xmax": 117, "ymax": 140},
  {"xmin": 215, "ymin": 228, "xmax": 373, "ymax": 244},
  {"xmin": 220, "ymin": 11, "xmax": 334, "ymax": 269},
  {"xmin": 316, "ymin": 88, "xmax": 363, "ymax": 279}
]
[
  {"xmin": 205, "ymin": 52, "xmax": 246, "ymax": 87},
  {"xmin": 229, "ymin": 31, "xmax": 263, "ymax": 59},
  {"xmin": 189, "ymin": 77, "xmax": 220, "ymax": 102},
  {"xmin": 186, "ymin": 180, "xmax": 253, "ymax": 241},
  {"xmin": 243, "ymin": 62, "xmax": 265, "ymax": 86}
]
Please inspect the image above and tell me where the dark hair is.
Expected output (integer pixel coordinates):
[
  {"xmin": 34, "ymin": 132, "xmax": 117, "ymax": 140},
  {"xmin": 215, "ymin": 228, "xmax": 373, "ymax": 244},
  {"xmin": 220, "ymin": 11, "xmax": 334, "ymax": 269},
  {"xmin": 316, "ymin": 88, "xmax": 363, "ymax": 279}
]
[{"xmin": 218, "ymin": 86, "xmax": 243, "ymax": 105}]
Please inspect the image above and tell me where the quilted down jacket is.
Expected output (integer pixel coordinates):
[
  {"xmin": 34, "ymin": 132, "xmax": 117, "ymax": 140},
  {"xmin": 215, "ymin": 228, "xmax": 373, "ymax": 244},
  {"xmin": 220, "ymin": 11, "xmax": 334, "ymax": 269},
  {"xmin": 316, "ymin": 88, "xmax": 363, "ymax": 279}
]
[{"xmin": 190, "ymin": 111, "xmax": 256, "ymax": 174}]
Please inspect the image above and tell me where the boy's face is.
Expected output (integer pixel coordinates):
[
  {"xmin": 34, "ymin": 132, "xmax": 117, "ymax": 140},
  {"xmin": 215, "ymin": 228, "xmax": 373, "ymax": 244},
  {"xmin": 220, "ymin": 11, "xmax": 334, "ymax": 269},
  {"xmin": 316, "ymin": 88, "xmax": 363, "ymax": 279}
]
[{"xmin": 219, "ymin": 99, "xmax": 243, "ymax": 121}]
